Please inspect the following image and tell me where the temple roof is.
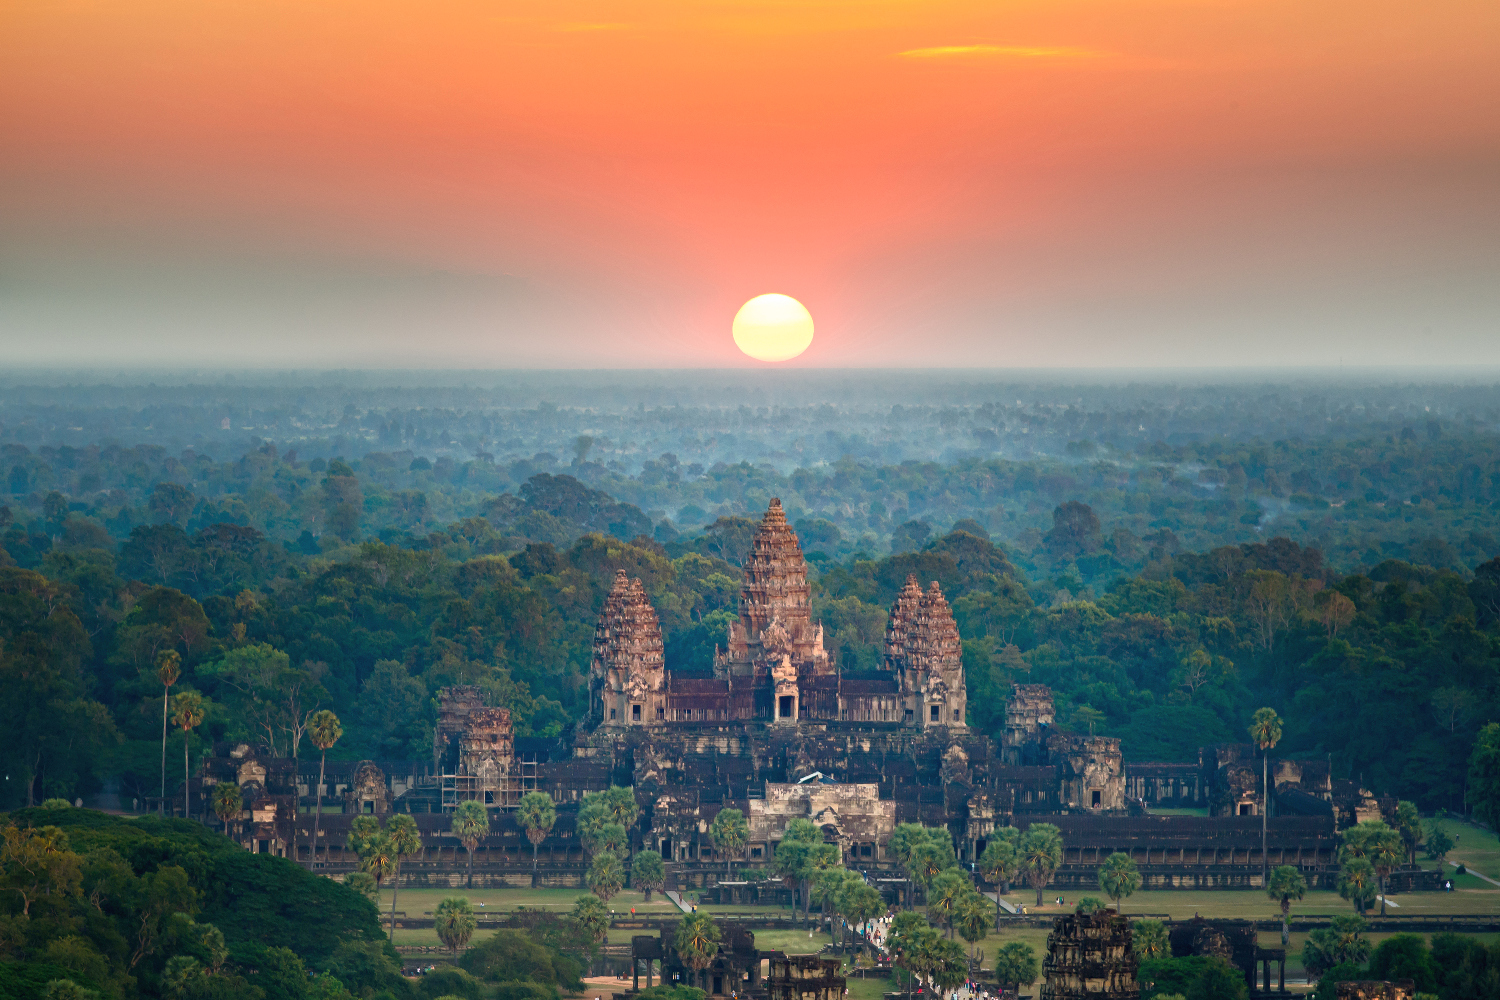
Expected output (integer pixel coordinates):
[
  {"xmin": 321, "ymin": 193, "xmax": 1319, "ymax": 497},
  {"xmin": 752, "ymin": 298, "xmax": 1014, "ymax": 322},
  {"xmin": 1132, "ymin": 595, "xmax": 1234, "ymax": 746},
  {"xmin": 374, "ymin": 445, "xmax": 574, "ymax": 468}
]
[{"xmin": 738, "ymin": 498, "xmax": 812, "ymax": 637}]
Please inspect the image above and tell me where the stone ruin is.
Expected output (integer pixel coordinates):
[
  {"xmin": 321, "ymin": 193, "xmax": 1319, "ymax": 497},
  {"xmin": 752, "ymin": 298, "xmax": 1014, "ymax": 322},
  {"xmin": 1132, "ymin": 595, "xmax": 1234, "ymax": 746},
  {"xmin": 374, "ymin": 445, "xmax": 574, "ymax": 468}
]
[
  {"xmin": 1039, "ymin": 908, "xmax": 1140, "ymax": 1000},
  {"xmin": 1334, "ymin": 983, "xmax": 1416, "ymax": 1000},
  {"xmin": 766, "ymin": 956, "xmax": 845, "ymax": 1000}
]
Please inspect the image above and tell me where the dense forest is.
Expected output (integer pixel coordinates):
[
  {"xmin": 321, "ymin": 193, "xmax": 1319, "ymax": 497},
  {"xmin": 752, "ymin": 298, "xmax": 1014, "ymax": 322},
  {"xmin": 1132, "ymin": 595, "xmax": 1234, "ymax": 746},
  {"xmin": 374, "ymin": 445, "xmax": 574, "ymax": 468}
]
[{"xmin": 2, "ymin": 375, "xmax": 1499, "ymax": 819}]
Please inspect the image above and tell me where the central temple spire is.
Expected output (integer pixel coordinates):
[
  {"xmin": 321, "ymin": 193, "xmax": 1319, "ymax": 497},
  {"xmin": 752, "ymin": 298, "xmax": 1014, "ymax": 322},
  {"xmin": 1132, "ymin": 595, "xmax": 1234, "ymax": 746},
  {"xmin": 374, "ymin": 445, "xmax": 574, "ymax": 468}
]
[{"xmin": 737, "ymin": 497, "xmax": 811, "ymax": 638}]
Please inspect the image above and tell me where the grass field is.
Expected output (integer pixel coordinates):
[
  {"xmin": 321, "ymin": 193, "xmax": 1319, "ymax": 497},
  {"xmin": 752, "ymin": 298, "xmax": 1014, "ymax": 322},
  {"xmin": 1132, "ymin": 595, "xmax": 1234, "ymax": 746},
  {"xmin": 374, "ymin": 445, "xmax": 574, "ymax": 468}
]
[
  {"xmin": 1442, "ymin": 819, "xmax": 1500, "ymax": 881},
  {"xmin": 374, "ymin": 874, "xmax": 1500, "ymax": 976}
]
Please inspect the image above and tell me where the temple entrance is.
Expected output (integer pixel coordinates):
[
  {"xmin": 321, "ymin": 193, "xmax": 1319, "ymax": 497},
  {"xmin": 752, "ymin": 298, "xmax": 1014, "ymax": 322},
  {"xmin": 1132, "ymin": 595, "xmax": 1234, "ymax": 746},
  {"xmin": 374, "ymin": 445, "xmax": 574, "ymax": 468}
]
[
  {"xmin": 779, "ymin": 696, "xmax": 794, "ymax": 718},
  {"xmin": 660, "ymin": 838, "xmax": 672, "ymax": 859}
]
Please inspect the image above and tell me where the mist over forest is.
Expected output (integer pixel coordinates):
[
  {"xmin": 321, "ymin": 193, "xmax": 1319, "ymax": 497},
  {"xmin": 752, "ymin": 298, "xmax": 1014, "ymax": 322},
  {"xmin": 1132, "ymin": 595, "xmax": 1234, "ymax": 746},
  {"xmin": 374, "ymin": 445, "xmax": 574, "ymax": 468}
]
[{"xmin": 4, "ymin": 370, "xmax": 1500, "ymax": 821}]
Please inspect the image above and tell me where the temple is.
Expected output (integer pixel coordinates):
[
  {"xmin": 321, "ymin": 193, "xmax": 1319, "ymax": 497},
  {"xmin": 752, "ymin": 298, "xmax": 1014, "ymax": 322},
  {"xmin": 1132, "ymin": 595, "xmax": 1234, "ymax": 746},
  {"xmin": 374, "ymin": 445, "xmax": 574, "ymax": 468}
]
[{"xmin": 190, "ymin": 498, "xmax": 1436, "ymax": 899}]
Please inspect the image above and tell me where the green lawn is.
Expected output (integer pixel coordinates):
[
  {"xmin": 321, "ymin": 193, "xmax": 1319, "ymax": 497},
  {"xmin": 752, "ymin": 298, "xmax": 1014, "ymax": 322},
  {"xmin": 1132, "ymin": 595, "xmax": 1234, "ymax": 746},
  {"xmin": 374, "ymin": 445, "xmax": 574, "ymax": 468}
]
[
  {"xmin": 996, "ymin": 885, "xmax": 1500, "ymax": 920},
  {"xmin": 1442, "ymin": 819, "xmax": 1500, "ymax": 881}
]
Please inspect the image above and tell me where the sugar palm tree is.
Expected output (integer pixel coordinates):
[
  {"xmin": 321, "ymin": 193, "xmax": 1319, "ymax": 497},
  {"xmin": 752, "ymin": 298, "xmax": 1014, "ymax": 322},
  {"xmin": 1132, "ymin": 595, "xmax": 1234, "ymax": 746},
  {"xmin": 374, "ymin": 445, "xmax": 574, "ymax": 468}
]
[
  {"xmin": 358, "ymin": 832, "xmax": 396, "ymax": 930},
  {"xmin": 631, "ymin": 849, "xmax": 665, "ymax": 901},
  {"xmin": 1367, "ymin": 827, "xmax": 1405, "ymax": 916},
  {"xmin": 1098, "ymin": 852, "xmax": 1142, "ymax": 912},
  {"xmin": 927, "ymin": 870, "xmax": 968, "ymax": 938},
  {"xmin": 675, "ymin": 912, "xmax": 722, "ymax": 982},
  {"xmin": 435, "ymin": 897, "xmax": 477, "ymax": 955},
  {"xmin": 954, "ymin": 888, "xmax": 991, "ymax": 970},
  {"xmin": 451, "ymin": 800, "xmax": 490, "ymax": 889},
  {"xmin": 306, "ymin": 710, "xmax": 342, "ymax": 869},
  {"xmin": 709, "ymin": 807, "xmax": 749, "ymax": 879},
  {"xmin": 1130, "ymin": 919, "xmax": 1169, "ymax": 960},
  {"xmin": 211, "ymin": 781, "xmax": 243, "ymax": 841},
  {"xmin": 517, "ymin": 791, "xmax": 556, "ymax": 887},
  {"xmin": 1266, "ymin": 865, "xmax": 1307, "ymax": 946},
  {"xmin": 156, "ymin": 651, "xmax": 182, "ymax": 816},
  {"xmin": 171, "ymin": 691, "xmax": 205, "ymax": 822},
  {"xmin": 587, "ymin": 851, "xmax": 624, "ymax": 906},
  {"xmin": 572, "ymin": 894, "xmax": 610, "ymax": 946},
  {"xmin": 980, "ymin": 836, "xmax": 1020, "ymax": 930},
  {"xmin": 1019, "ymin": 823, "xmax": 1064, "ymax": 907},
  {"xmin": 385, "ymin": 815, "xmax": 422, "ymax": 939},
  {"xmin": 1248, "ymin": 707, "xmax": 1283, "ymax": 886}
]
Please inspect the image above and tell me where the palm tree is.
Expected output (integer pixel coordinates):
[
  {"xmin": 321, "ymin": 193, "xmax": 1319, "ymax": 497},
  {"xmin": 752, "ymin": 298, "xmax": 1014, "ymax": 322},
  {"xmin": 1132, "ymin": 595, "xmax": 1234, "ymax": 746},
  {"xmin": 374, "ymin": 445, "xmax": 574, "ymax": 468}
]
[
  {"xmin": 1019, "ymin": 823, "xmax": 1064, "ymax": 907},
  {"xmin": 572, "ymin": 894, "xmax": 610, "ymax": 947},
  {"xmin": 306, "ymin": 710, "xmax": 342, "ymax": 869},
  {"xmin": 385, "ymin": 814, "xmax": 422, "ymax": 940},
  {"xmin": 156, "ymin": 651, "xmax": 181, "ymax": 816},
  {"xmin": 993, "ymin": 942, "xmax": 1039, "ymax": 997},
  {"xmin": 675, "ymin": 912, "xmax": 722, "ymax": 985},
  {"xmin": 838, "ymin": 881, "xmax": 885, "ymax": 959},
  {"xmin": 1266, "ymin": 865, "xmax": 1307, "ymax": 946},
  {"xmin": 709, "ymin": 807, "xmax": 749, "ymax": 879},
  {"xmin": 451, "ymin": 800, "xmax": 490, "ymax": 889},
  {"xmin": 171, "ymin": 692, "xmax": 205, "ymax": 822},
  {"xmin": 1367, "ymin": 827, "xmax": 1405, "ymax": 916},
  {"xmin": 888, "ymin": 910, "xmax": 936, "ymax": 1000},
  {"xmin": 211, "ymin": 781, "xmax": 243, "ymax": 841},
  {"xmin": 1338, "ymin": 858, "xmax": 1378, "ymax": 914},
  {"xmin": 587, "ymin": 851, "xmax": 624, "ymax": 905},
  {"xmin": 888, "ymin": 824, "xmax": 927, "ymax": 908},
  {"xmin": 980, "ymin": 837, "xmax": 1020, "ymax": 930},
  {"xmin": 631, "ymin": 849, "xmax": 665, "ymax": 901},
  {"xmin": 1248, "ymin": 707, "xmax": 1283, "ymax": 886},
  {"xmin": 1130, "ymin": 919, "xmax": 1169, "ymax": 961},
  {"xmin": 927, "ymin": 870, "xmax": 968, "ymax": 938},
  {"xmin": 358, "ymin": 833, "xmax": 396, "ymax": 926},
  {"xmin": 435, "ymin": 897, "xmax": 477, "ymax": 955},
  {"xmin": 1394, "ymin": 800, "xmax": 1422, "ymax": 866},
  {"xmin": 954, "ymin": 889, "xmax": 991, "ymax": 970},
  {"xmin": 516, "ymin": 791, "xmax": 556, "ymax": 887},
  {"xmin": 1097, "ymin": 852, "xmax": 1142, "ymax": 912}
]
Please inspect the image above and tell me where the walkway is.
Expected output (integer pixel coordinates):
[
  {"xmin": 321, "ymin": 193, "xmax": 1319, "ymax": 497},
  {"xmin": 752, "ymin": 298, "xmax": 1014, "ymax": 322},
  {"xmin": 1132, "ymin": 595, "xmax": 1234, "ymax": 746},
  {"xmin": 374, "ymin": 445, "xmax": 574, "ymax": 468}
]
[
  {"xmin": 664, "ymin": 890, "xmax": 693, "ymax": 913},
  {"xmin": 1450, "ymin": 860, "xmax": 1500, "ymax": 888}
]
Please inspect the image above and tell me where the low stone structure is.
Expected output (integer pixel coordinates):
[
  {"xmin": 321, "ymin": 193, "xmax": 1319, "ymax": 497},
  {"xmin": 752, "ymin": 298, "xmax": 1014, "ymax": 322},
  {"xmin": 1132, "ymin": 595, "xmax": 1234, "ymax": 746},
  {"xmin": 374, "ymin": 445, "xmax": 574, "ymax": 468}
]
[
  {"xmin": 766, "ymin": 956, "xmax": 845, "ymax": 1000},
  {"xmin": 748, "ymin": 779, "xmax": 895, "ymax": 861},
  {"xmin": 1333, "ymin": 983, "xmax": 1415, "ymax": 1000},
  {"xmin": 1039, "ymin": 908, "xmax": 1140, "ymax": 1000}
]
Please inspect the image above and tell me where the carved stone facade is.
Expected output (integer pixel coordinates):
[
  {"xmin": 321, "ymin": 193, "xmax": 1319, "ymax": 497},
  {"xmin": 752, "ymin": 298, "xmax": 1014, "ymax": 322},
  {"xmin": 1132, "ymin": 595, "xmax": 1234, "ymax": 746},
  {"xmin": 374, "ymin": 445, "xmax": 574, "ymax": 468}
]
[
  {"xmin": 459, "ymin": 707, "xmax": 518, "ymax": 807},
  {"xmin": 1048, "ymin": 734, "xmax": 1126, "ymax": 812},
  {"xmin": 889, "ymin": 578, "xmax": 968, "ymax": 727},
  {"xmin": 343, "ymin": 761, "xmax": 393, "ymax": 816},
  {"xmin": 767, "ymin": 956, "xmax": 845, "ymax": 1000},
  {"xmin": 747, "ymin": 781, "xmax": 895, "ymax": 860},
  {"xmin": 591, "ymin": 570, "xmax": 668, "ymax": 729},
  {"xmin": 1002, "ymin": 684, "xmax": 1056, "ymax": 764},
  {"xmin": 1335, "ymin": 983, "xmax": 1416, "ymax": 1000},
  {"xmin": 1039, "ymin": 909, "xmax": 1141, "ymax": 1000}
]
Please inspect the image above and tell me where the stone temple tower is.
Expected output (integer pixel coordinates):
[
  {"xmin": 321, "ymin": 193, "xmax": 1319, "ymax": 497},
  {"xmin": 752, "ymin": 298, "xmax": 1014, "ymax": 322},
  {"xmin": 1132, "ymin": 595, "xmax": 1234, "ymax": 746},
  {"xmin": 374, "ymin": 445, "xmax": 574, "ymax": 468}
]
[
  {"xmin": 715, "ymin": 498, "xmax": 831, "ymax": 721},
  {"xmin": 885, "ymin": 574, "xmax": 967, "ymax": 727},
  {"xmin": 591, "ymin": 570, "xmax": 667, "ymax": 728}
]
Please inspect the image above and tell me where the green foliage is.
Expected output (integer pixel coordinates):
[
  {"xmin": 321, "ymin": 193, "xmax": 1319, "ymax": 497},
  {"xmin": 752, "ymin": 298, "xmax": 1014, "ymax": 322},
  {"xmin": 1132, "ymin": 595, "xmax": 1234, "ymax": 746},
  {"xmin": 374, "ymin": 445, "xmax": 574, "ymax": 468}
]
[
  {"xmin": 991, "ymin": 942, "xmax": 1039, "ymax": 992},
  {"xmin": 569, "ymin": 896, "xmax": 608, "ymax": 946},
  {"xmin": 1097, "ymin": 852, "xmax": 1141, "ymax": 909},
  {"xmin": 1131, "ymin": 919, "xmax": 1169, "ymax": 961},
  {"xmin": 1076, "ymin": 897, "xmax": 1107, "ymax": 913},
  {"xmin": 630, "ymin": 850, "xmax": 665, "ymax": 899},
  {"xmin": 1302, "ymin": 916, "xmax": 1370, "ymax": 976},
  {"xmin": 1468, "ymin": 723, "xmax": 1500, "ymax": 832},
  {"xmin": 1368, "ymin": 934, "xmax": 1437, "ymax": 993},
  {"xmin": 708, "ymin": 808, "xmax": 749, "ymax": 872},
  {"xmin": 1185, "ymin": 957, "xmax": 1247, "ymax": 1000},
  {"xmin": 435, "ymin": 898, "xmax": 478, "ymax": 955},
  {"xmin": 1312, "ymin": 962, "xmax": 1367, "ymax": 1000},
  {"xmin": 1424, "ymin": 823, "xmax": 1454, "ymax": 862},
  {"xmin": 1137, "ymin": 957, "xmax": 1208, "ymax": 1000},
  {"xmin": 673, "ymin": 913, "xmax": 722, "ymax": 971},
  {"xmin": 1337, "ymin": 858, "xmax": 1378, "ymax": 913},
  {"xmin": 415, "ymin": 967, "xmax": 483, "ymax": 1000},
  {"xmin": 459, "ymin": 928, "xmax": 581, "ymax": 987},
  {"xmin": 1019, "ymin": 823, "xmax": 1063, "ymax": 905},
  {"xmin": 631, "ymin": 987, "xmax": 706, "ymax": 1000},
  {"xmin": 585, "ymin": 852, "xmax": 624, "ymax": 905}
]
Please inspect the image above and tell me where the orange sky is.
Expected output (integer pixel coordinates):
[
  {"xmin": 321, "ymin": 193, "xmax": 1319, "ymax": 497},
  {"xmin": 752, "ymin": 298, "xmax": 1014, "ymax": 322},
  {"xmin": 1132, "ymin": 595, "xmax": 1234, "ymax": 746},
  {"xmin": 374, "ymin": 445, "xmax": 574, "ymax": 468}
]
[{"xmin": 2, "ymin": 0, "xmax": 1497, "ymax": 367}]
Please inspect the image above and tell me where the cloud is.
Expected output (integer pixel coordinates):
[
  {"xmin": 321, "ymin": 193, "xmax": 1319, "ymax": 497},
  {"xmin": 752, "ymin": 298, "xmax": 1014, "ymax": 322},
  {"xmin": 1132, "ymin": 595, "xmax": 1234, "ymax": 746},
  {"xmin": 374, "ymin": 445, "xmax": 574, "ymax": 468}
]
[{"xmin": 898, "ymin": 44, "xmax": 1100, "ymax": 59}]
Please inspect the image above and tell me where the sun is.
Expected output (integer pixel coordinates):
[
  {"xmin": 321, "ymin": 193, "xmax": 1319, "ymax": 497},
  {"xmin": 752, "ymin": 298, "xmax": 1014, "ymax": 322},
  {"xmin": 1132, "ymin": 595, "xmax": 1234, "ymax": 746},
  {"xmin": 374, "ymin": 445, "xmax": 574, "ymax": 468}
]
[{"xmin": 732, "ymin": 294, "xmax": 814, "ymax": 362}]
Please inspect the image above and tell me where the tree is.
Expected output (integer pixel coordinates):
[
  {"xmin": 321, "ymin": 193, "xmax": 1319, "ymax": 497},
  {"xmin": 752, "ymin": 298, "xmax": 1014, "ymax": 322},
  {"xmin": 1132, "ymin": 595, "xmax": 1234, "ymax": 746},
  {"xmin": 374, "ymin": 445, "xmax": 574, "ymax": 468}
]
[
  {"xmin": 954, "ymin": 888, "xmax": 991, "ymax": 968},
  {"xmin": 1248, "ymin": 707, "xmax": 1282, "ymax": 886},
  {"xmin": 1424, "ymin": 823, "xmax": 1454, "ymax": 863},
  {"xmin": 992, "ymin": 942, "xmax": 1039, "ymax": 996},
  {"xmin": 1467, "ymin": 723, "xmax": 1500, "ymax": 832},
  {"xmin": 926, "ymin": 870, "xmax": 968, "ymax": 938},
  {"xmin": 435, "ymin": 897, "xmax": 477, "ymax": 955},
  {"xmin": 1186, "ymin": 956, "xmax": 1248, "ymax": 1000},
  {"xmin": 888, "ymin": 824, "xmax": 928, "ymax": 908},
  {"xmin": 571, "ymin": 895, "xmax": 609, "ymax": 947},
  {"xmin": 516, "ymin": 792, "xmax": 556, "ymax": 885},
  {"xmin": 1366, "ymin": 826, "xmax": 1405, "ymax": 916},
  {"xmin": 385, "ymin": 815, "xmax": 422, "ymax": 941},
  {"xmin": 811, "ymin": 868, "xmax": 861, "ymax": 949},
  {"xmin": 631, "ymin": 850, "xmax": 664, "ymax": 902},
  {"xmin": 979, "ymin": 838, "xmax": 1020, "ymax": 929},
  {"xmin": 587, "ymin": 851, "xmax": 624, "ymax": 905},
  {"xmin": 1394, "ymin": 800, "xmax": 1421, "ymax": 867},
  {"xmin": 674, "ymin": 912, "xmax": 722, "ymax": 975},
  {"xmin": 709, "ymin": 808, "xmax": 749, "ymax": 879},
  {"xmin": 1071, "ymin": 705, "xmax": 1106, "ymax": 737},
  {"xmin": 171, "ymin": 691, "xmax": 205, "ymax": 821},
  {"xmin": 836, "ymin": 880, "xmax": 886, "ymax": 959},
  {"xmin": 928, "ymin": 937, "xmax": 968, "ymax": 995},
  {"xmin": 307, "ymin": 710, "xmax": 343, "ymax": 869},
  {"xmin": 1019, "ymin": 823, "xmax": 1064, "ymax": 907},
  {"xmin": 583, "ymin": 822, "xmax": 628, "ymax": 859},
  {"xmin": 1337, "ymin": 858, "xmax": 1378, "ymax": 914},
  {"xmin": 355, "ymin": 832, "xmax": 395, "ymax": 923},
  {"xmin": 343, "ymin": 872, "xmax": 378, "ymax": 903},
  {"xmin": 1302, "ymin": 915, "xmax": 1370, "ymax": 976},
  {"xmin": 451, "ymin": 801, "xmax": 490, "ymax": 889},
  {"xmin": 775, "ymin": 821, "xmax": 839, "ymax": 929},
  {"xmin": 211, "ymin": 780, "xmax": 243, "ymax": 839},
  {"xmin": 1266, "ymin": 865, "xmax": 1307, "ymax": 947},
  {"xmin": 909, "ymin": 840, "xmax": 956, "ymax": 899},
  {"xmin": 1131, "ymin": 919, "xmax": 1169, "ymax": 960},
  {"xmin": 156, "ymin": 650, "xmax": 181, "ymax": 817},
  {"xmin": 888, "ymin": 911, "xmax": 939, "ymax": 1000},
  {"xmin": 1098, "ymin": 852, "xmax": 1141, "ymax": 912}
]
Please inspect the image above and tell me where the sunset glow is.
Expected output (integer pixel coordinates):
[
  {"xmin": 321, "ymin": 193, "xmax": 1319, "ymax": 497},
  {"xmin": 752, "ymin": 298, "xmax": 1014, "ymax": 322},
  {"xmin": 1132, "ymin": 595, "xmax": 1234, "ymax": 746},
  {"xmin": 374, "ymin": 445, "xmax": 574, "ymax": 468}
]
[{"xmin": 1, "ymin": 0, "xmax": 1496, "ymax": 367}]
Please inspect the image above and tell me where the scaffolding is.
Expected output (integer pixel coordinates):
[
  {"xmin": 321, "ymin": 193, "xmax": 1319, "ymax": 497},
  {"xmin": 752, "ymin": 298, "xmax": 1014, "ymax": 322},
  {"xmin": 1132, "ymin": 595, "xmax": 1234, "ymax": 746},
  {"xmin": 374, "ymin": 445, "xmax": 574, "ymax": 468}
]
[{"xmin": 438, "ymin": 755, "xmax": 537, "ymax": 813}]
